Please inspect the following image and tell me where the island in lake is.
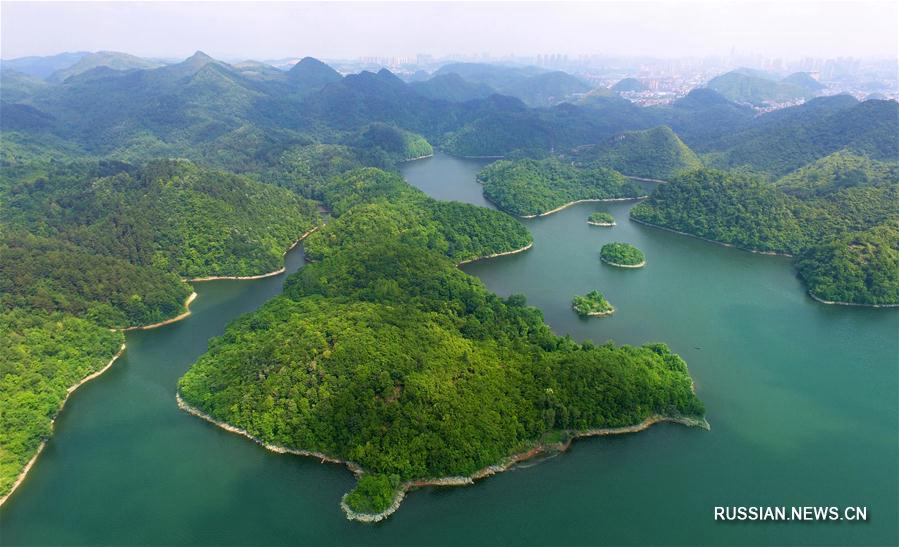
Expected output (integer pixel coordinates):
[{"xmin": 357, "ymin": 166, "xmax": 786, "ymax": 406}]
[
  {"xmin": 587, "ymin": 212, "xmax": 616, "ymax": 226},
  {"xmin": 601, "ymin": 242, "xmax": 646, "ymax": 268},
  {"xmin": 572, "ymin": 291, "xmax": 615, "ymax": 316}
]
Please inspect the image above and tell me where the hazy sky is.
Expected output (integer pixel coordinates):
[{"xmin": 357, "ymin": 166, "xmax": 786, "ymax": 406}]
[{"xmin": 2, "ymin": 1, "xmax": 897, "ymax": 61}]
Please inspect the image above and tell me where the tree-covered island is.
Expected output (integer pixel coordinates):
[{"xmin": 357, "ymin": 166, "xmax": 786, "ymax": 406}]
[
  {"xmin": 587, "ymin": 212, "xmax": 616, "ymax": 226},
  {"xmin": 572, "ymin": 291, "xmax": 615, "ymax": 316},
  {"xmin": 600, "ymin": 243, "xmax": 646, "ymax": 268}
]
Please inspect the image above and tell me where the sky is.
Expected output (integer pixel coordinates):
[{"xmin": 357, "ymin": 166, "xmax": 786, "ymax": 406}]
[{"xmin": 1, "ymin": 1, "xmax": 897, "ymax": 61}]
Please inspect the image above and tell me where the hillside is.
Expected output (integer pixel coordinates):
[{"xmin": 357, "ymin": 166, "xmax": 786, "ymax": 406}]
[
  {"xmin": 47, "ymin": 51, "xmax": 164, "ymax": 83},
  {"xmin": 478, "ymin": 158, "xmax": 641, "ymax": 217},
  {"xmin": 705, "ymin": 70, "xmax": 811, "ymax": 104},
  {"xmin": 409, "ymin": 73, "xmax": 495, "ymax": 102},
  {"xmin": 611, "ymin": 78, "xmax": 647, "ymax": 93},
  {"xmin": 571, "ymin": 125, "xmax": 701, "ymax": 180}
]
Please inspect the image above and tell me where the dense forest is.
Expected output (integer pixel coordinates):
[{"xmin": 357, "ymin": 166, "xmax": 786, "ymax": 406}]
[
  {"xmin": 600, "ymin": 243, "xmax": 646, "ymax": 267},
  {"xmin": 587, "ymin": 212, "xmax": 615, "ymax": 226},
  {"xmin": 178, "ymin": 168, "xmax": 705, "ymax": 517},
  {"xmin": 0, "ymin": 158, "xmax": 320, "ymax": 498},
  {"xmin": 570, "ymin": 126, "xmax": 701, "ymax": 180},
  {"xmin": 1, "ymin": 50, "xmax": 896, "ymax": 509},
  {"xmin": 477, "ymin": 157, "xmax": 641, "ymax": 217},
  {"xmin": 631, "ymin": 165, "xmax": 899, "ymax": 305}
]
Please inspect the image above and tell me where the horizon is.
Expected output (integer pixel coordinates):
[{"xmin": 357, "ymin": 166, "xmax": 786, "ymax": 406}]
[{"xmin": 2, "ymin": 1, "xmax": 897, "ymax": 62}]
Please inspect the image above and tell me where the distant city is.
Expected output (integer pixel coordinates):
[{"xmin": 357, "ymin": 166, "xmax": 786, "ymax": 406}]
[{"xmin": 251, "ymin": 52, "xmax": 897, "ymax": 111}]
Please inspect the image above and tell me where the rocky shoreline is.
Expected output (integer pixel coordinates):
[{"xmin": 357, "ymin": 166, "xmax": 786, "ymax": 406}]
[
  {"xmin": 344, "ymin": 414, "xmax": 709, "ymax": 522},
  {"xmin": 0, "ymin": 343, "xmax": 127, "ymax": 507},
  {"xmin": 629, "ymin": 217, "xmax": 794, "ymax": 257},
  {"xmin": 456, "ymin": 242, "xmax": 533, "ymax": 266},
  {"xmin": 807, "ymin": 291, "xmax": 899, "ymax": 308},
  {"xmin": 187, "ymin": 226, "xmax": 320, "ymax": 282},
  {"xmin": 587, "ymin": 221, "xmax": 616, "ymax": 227},
  {"xmin": 119, "ymin": 292, "xmax": 197, "ymax": 331},
  {"xmin": 521, "ymin": 196, "xmax": 648, "ymax": 219},
  {"xmin": 601, "ymin": 258, "xmax": 646, "ymax": 268}
]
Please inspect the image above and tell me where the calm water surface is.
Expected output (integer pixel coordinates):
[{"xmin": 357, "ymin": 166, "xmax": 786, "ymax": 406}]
[{"xmin": 2, "ymin": 152, "xmax": 896, "ymax": 545}]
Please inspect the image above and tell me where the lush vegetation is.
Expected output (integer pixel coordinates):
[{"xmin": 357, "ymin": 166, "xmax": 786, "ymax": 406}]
[
  {"xmin": 345, "ymin": 123, "xmax": 433, "ymax": 163},
  {"xmin": 600, "ymin": 243, "xmax": 646, "ymax": 267},
  {"xmin": 571, "ymin": 126, "xmax": 701, "ymax": 180},
  {"xmin": 631, "ymin": 167, "xmax": 899, "ymax": 304},
  {"xmin": 587, "ymin": 212, "xmax": 615, "ymax": 226},
  {"xmin": 477, "ymin": 158, "xmax": 641, "ymax": 217},
  {"xmin": 0, "ymin": 309, "xmax": 123, "ymax": 497},
  {"xmin": 572, "ymin": 291, "xmax": 614, "ymax": 316},
  {"xmin": 705, "ymin": 70, "xmax": 811, "ymax": 104},
  {"xmin": 178, "ymin": 168, "xmax": 704, "ymax": 516},
  {"xmin": 0, "ymin": 157, "xmax": 320, "ymax": 498}
]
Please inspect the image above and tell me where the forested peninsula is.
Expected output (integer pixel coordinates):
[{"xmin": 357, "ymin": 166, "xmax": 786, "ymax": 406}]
[
  {"xmin": 477, "ymin": 158, "xmax": 643, "ymax": 217},
  {"xmin": 177, "ymin": 167, "xmax": 706, "ymax": 521},
  {"xmin": 631, "ymin": 161, "xmax": 899, "ymax": 306}
]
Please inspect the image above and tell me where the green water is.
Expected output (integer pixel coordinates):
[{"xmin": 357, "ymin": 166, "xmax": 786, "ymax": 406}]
[{"xmin": 1, "ymin": 153, "xmax": 896, "ymax": 545}]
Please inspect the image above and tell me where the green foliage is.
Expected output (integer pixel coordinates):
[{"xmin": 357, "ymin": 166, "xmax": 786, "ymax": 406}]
[
  {"xmin": 600, "ymin": 243, "xmax": 646, "ymax": 266},
  {"xmin": 346, "ymin": 123, "xmax": 433, "ymax": 164},
  {"xmin": 797, "ymin": 223, "xmax": 899, "ymax": 305},
  {"xmin": 631, "ymin": 168, "xmax": 899, "ymax": 304},
  {"xmin": 305, "ymin": 168, "xmax": 532, "ymax": 264},
  {"xmin": 0, "ymin": 309, "xmax": 123, "ymax": 498},
  {"xmin": 477, "ymin": 158, "xmax": 641, "ymax": 217},
  {"xmin": 1, "ymin": 158, "xmax": 319, "ymax": 278},
  {"xmin": 705, "ymin": 70, "xmax": 811, "ymax": 104},
  {"xmin": 631, "ymin": 170, "xmax": 809, "ymax": 254},
  {"xmin": 572, "ymin": 126, "xmax": 701, "ymax": 180},
  {"xmin": 0, "ymin": 233, "xmax": 191, "ymax": 328},
  {"xmin": 344, "ymin": 474, "xmax": 401, "ymax": 514},
  {"xmin": 572, "ymin": 291, "xmax": 613, "ymax": 316},
  {"xmin": 587, "ymin": 212, "xmax": 615, "ymax": 225},
  {"xmin": 178, "ymin": 168, "xmax": 704, "ymax": 516}
]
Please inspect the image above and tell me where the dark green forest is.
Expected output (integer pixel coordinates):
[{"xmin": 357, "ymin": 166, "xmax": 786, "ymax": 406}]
[
  {"xmin": 600, "ymin": 243, "xmax": 646, "ymax": 267},
  {"xmin": 477, "ymin": 158, "xmax": 641, "ymax": 217},
  {"xmin": 178, "ymin": 169, "xmax": 704, "ymax": 515}
]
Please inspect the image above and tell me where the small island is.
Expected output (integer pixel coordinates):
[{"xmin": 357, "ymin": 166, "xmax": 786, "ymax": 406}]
[
  {"xmin": 587, "ymin": 212, "xmax": 616, "ymax": 226},
  {"xmin": 600, "ymin": 242, "xmax": 646, "ymax": 268},
  {"xmin": 572, "ymin": 291, "xmax": 615, "ymax": 316}
]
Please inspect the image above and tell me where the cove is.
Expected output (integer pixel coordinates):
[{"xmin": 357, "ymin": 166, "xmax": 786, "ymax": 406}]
[{"xmin": 1, "ymin": 153, "xmax": 896, "ymax": 545}]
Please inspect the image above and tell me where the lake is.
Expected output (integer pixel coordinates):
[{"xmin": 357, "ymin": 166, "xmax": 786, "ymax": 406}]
[{"xmin": 1, "ymin": 152, "xmax": 896, "ymax": 545}]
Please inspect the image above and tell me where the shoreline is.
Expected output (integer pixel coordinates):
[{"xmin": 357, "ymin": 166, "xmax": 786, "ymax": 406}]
[
  {"xmin": 587, "ymin": 221, "xmax": 616, "ymax": 227},
  {"xmin": 0, "ymin": 343, "xmax": 127, "ymax": 507},
  {"xmin": 601, "ymin": 257, "xmax": 646, "ymax": 268},
  {"xmin": 626, "ymin": 176, "xmax": 669, "ymax": 184},
  {"xmin": 520, "ymin": 196, "xmax": 648, "ymax": 219},
  {"xmin": 399, "ymin": 153, "xmax": 434, "ymax": 163},
  {"xmin": 119, "ymin": 292, "xmax": 197, "ymax": 331},
  {"xmin": 807, "ymin": 291, "xmax": 899, "ymax": 308},
  {"xmin": 0, "ymin": 229, "xmax": 320, "ymax": 507},
  {"xmin": 187, "ymin": 226, "xmax": 320, "ymax": 282},
  {"xmin": 575, "ymin": 305, "xmax": 615, "ymax": 317},
  {"xmin": 456, "ymin": 242, "xmax": 533, "ymax": 266},
  {"xmin": 344, "ymin": 414, "xmax": 709, "ymax": 522},
  {"xmin": 629, "ymin": 217, "xmax": 795, "ymax": 258},
  {"xmin": 176, "ymin": 391, "xmax": 707, "ymax": 524}
]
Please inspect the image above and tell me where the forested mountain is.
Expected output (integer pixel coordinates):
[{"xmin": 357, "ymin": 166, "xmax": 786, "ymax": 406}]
[
  {"xmin": 286, "ymin": 56, "xmax": 343, "ymax": 95},
  {"xmin": 0, "ymin": 69, "xmax": 48, "ymax": 102},
  {"xmin": 703, "ymin": 98, "xmax": 899, "ymax": 177},
  {"xmin": 433, "ymin": 62, "xmax": 590, "ymax": 106},
  {"xmin": 177, "ymin": 167, "xmax": 704, "ymax": 518},
  {"xmin": 570, "ymin": 126, "xmax": 701, "ymax": 180},
  {"xmin": 0, "ymin": 51, "xmax": 90, "ymax": 79},
  {"xmin": 705, "ymin": 70, "xmax": 812, "ymax": 104},
  {"xmin": 644, "ymin": 89, "xmax": 755, "ymax": 150},
  {"xmin": 782, "ymin": 71, "xmax": 826, "ymax": 92},
  {"xmin": 611, "ymin": 78, "xmax": 647, "ymax": 92},
  {"xmin": 409, "ymin": 73, "xmax": 495, "ymax": 102},
  {"xmin": 775, "ymin": 151, "xmax": 899, "ymax": 198},
  {"xmin": 47, "ymin": 51, "xmax": 164, "ymax": 83}
]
